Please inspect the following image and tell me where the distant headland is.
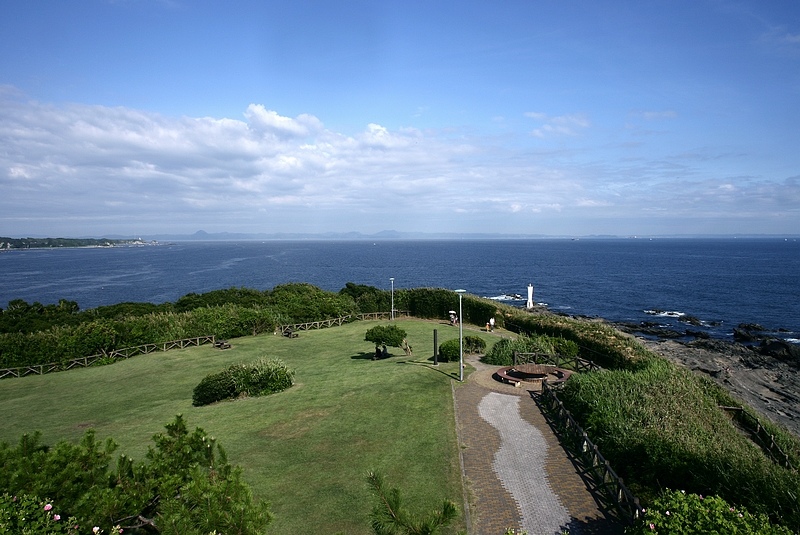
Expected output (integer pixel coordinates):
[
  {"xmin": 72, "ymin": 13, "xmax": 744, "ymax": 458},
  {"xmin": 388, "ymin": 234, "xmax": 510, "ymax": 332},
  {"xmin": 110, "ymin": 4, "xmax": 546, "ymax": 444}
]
[{"xmin": 0, "ymin": 237, "xmax": 157, "ymax": 250}]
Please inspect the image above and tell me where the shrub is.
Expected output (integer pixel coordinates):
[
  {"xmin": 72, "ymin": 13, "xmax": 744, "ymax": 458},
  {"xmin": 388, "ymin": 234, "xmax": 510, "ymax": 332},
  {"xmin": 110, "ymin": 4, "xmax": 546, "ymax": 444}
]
[
  {"xmin": 481, "ymin": 335, "xmax": 574, "ymax": 366},
  {"xmin": 464, "ymin": 335, "xmax": 486, "ymax": 354},
  {"xmin": 339, "ymin": 282, "xmax": 390, "ymax": 313},
  {"xmin": 629, "ymin": 489, "xmax": 793, "ymax": 534},
  {"xmin": 0, "ymin": 494, "xmax": 79, "ymax": 534},
  {"xmin": 192, "ymin": 358, "xmax": 294, "ymax": 406},
  {"xmin": 438, "ymin": 336, "xmax": 485, "ymax": 362},
  {"xmin": 192, "ymin": 369, "xmax": 238, "ymax": 407}
]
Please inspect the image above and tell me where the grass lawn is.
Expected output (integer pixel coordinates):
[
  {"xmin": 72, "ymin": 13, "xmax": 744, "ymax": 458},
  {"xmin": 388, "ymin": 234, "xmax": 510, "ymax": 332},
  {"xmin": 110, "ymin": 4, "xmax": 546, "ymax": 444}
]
[{"xmin": 0, "ymin": 318, "xmax": 502, "ymax": 534}]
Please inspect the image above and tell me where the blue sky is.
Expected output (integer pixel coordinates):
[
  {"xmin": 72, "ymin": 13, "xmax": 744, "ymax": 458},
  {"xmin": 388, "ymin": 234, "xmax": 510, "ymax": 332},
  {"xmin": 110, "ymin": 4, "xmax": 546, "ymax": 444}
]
[{"xmin": 1, "ymin": 0, "xmax": 799, "ymax": 237}]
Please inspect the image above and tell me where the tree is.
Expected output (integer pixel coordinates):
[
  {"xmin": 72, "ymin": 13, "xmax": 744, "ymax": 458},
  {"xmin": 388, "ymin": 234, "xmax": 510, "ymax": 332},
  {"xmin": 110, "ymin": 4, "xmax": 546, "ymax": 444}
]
[
  {"xmin": 365, "ymin": 325, "xmax": 407, "ymax": 354},
  {"xmin": 0, "ymin": 416, "xmax": 272, "ymax": 534},
  {"xmin": 367, "ymin": 471, "xmax": 458, "ymax": 535}
]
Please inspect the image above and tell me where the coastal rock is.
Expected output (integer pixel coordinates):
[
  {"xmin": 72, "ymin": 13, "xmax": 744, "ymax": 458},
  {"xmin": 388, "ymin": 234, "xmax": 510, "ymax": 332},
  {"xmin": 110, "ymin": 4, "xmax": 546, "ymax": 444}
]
[{"xmin": 760, "ymin": 340, "xmax": 800, "ymax": 365}]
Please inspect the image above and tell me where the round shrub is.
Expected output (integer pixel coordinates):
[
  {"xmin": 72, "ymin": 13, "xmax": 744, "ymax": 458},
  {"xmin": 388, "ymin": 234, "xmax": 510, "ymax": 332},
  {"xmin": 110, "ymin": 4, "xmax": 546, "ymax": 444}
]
[
  {"xmin": 192, "ymin": 369, "xmax": 237, "ymax": 407},
  {"xmin": 193, "ymin": 358, "xmax": 294, "ymax": 406},
  {"xmin": 438, "ymin": 339, "xmax": 460, "ymax": 362},
  {"xmin": 241, "ymin": 358, "xmax": 295, "ymax": 395}
]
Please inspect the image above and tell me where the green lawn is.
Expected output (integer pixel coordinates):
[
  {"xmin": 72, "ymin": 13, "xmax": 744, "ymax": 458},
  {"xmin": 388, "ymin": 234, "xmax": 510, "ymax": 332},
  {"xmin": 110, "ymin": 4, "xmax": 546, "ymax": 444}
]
[{"xmin": 0, "ymin": 318, "xmax": 500, "ymax": 534}]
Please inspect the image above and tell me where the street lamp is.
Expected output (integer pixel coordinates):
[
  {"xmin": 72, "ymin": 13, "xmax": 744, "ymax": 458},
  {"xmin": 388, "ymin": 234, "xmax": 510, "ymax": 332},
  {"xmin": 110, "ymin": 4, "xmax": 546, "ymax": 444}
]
[
  {"xmin": 455, "ymin": 289, "xmax": 466, "ymax": 382},
  {"xmin": 390, "ymin": 278, "xmax": 394, "ymax": 321}
]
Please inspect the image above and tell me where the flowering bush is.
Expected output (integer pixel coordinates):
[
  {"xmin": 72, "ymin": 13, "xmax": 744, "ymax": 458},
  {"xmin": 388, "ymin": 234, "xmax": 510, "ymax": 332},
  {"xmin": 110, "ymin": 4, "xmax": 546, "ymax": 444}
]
[
  {"xmin": 627, "ymin": 489, "xmax": 793, "ymax": 534},
  {"xmin": 0, "ymin": 494, "xmax": 78, "ymax": 534}
]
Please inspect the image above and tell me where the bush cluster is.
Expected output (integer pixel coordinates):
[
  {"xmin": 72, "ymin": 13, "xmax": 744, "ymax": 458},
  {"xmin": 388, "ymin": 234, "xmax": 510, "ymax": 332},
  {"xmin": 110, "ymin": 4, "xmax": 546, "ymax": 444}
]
[
  {"xmin": 438, "ymin": 336, "xmax": 486, "ymax": 362},
  {"xmin": 629, "ymin": 489, "xmax": 792, "ymax": 534},
  {"xmin": 192, "ymin": 358, "xmax": 294, "ymax": 406}
]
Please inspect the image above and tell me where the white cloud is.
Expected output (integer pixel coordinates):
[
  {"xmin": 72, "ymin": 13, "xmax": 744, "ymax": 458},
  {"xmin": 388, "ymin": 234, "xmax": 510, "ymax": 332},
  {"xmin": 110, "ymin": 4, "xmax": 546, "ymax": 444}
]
[
  {"xmin": 525, "ymin": 112, "xmax": 590, "ymax": 138},
  {"xmin": 244, "ymin": 104, "xmax": 323, "ymax": 138},
  {"xmin": 0, "ymin": 89, "xmax": 797, "ymax": 236}
]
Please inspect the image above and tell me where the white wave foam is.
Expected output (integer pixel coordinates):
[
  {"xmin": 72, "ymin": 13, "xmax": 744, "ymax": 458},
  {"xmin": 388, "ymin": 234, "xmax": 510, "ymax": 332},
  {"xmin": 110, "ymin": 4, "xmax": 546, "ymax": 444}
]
[{"xmin": 644, "ymin": 309, "xmax": 685, "ymax": 318}]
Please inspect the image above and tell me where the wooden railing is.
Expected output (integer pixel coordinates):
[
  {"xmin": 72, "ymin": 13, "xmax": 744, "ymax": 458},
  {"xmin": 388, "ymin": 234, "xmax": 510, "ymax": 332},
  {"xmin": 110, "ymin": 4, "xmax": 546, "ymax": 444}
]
[
  {"xmin": 277, "ymin": 311, "xmax": 409, "ymax": 334},
  {"xmin": 513, "ymin": 351, "xmax": 603, "ymax": 373},
  {"xmin": 0, "ymin": 336, "xmax": 216, "ymax": 379},
  {"xmin": 539, "ymin": 381, "xmax": 644, "ymax": 525},
  {"xmin": 720, "ymin": 405, "xmax": 796, "ymax": 471}
]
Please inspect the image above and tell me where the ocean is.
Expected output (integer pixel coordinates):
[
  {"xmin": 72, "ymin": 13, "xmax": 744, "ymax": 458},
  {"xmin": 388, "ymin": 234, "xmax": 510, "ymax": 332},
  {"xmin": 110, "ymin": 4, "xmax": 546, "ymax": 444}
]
[{"xmin": 1, "ymin": 238, "xmax": 798, "ymax": 343}]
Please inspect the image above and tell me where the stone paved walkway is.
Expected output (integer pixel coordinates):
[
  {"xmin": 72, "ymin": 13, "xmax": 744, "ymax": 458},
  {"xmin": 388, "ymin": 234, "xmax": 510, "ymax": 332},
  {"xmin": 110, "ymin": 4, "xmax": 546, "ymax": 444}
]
[{"xmin": 453, "ymin": 355, "xmax": 625, "ymax": 535}]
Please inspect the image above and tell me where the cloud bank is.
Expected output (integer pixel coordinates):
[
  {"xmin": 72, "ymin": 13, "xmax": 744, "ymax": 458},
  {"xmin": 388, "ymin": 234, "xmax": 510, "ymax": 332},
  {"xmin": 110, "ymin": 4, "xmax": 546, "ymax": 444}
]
[{"xmin": 1, "ymin": 87, "xmax": 797, "ymax": 236}]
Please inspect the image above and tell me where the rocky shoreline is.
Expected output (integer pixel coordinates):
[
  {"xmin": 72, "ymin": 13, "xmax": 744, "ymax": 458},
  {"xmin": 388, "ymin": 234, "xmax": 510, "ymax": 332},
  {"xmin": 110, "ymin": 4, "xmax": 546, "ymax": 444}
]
[{"xmin": 615, "ymin": 322, "xmax": 800, "ymax": 438}]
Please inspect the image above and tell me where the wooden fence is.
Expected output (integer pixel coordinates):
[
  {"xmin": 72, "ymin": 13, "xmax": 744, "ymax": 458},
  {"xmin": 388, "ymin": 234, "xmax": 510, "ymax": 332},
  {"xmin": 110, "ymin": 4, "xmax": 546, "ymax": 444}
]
[
  {"xmin": 539, "ymin": 381, "xmax": 644, "ymax": 525},
  {"xmin": 513, "ymin": 351, "xmax": 603, "ymax": 373},
  {"xmin": 720, "ymin": 405, "xmax": 796, "ymax": 471},
  {"xmin": 0, "ymin": 336, "xmax": 216, "ymax": 379},
  {"xmin": 277, "ymin": 310, "xmax": 409, "ymax": 334}
]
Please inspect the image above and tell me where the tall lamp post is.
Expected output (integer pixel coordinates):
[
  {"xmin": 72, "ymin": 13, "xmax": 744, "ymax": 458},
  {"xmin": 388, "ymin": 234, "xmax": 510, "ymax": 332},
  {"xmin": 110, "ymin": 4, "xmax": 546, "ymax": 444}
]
[
  {"xmin": 455, "ymin": 289, "xmax": 466, "ymax": 382},
  {"xmin": 390, "ymin": 278, "xmax": 395, "ymax": 321}
]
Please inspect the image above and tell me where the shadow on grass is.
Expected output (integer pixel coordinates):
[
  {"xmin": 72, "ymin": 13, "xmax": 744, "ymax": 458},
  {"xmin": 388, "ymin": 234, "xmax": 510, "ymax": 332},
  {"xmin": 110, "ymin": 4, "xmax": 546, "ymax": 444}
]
[
  {"xmin": 350, "ymin": 351, "xmax": 399, "ymax": 360},
  {"xmin": 351, "ymin": 351, "xmax": 377, "ymax": 360},
  {"xmin": 399, "ymin": 357, "xmax": 462, "ymax": 381}
]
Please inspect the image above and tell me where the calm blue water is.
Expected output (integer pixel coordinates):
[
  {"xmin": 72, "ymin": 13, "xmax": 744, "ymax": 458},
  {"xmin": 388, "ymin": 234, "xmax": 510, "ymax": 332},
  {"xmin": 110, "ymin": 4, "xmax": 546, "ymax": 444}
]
[{"xmin": 1, "ymin": 239, "xmax": 798, "ymax": 342}]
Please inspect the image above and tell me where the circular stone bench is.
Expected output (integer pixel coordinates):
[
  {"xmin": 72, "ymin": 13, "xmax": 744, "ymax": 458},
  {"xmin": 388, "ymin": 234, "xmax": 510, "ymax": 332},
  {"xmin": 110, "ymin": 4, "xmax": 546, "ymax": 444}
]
[{"xmin": 494, "ymin": 364, "xmax": 574, "ymax": 388}]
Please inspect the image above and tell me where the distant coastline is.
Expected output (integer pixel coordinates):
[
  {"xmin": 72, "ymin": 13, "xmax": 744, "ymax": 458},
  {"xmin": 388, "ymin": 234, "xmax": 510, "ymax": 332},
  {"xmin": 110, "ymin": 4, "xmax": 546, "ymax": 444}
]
[
  {"xmin": 0, "ymin": 237, "xmax": 158, "ymax": 250},
  {"xmin": 3, "ymin": 230, "xmax": 800, "ymax": 244}
]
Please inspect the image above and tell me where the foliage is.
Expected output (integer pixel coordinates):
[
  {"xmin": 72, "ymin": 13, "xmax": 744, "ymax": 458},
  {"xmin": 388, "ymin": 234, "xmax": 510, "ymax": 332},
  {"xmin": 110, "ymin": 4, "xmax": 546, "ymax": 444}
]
[
  {"xmin": 340, "ymin": 283, "xmax": 391, "ymax": 313},
  {"xmin": 437, "ymin": 336, "xmax": 486, "ymax": 362},
  {"xmin": 481, "ymin": 335, "xmax": 576, "ymax": 366},
  {"xmin": 365, "ymin": 325, "xmax": 408, "ymax": 349},
  {"xmin": 627, "ymin": 489, "xmax": 793, "ymax": 534},
  {"xmin": 402, "ymin": 289, "xmax": 456, "ymax": 320},
  {"xmin": 366, "ymin": 471, "xmax": 458, "ymax": 535},
  {"xmin": 0, "ymin": 416, "xmax": 272, "ymax": 535},
  {"xmin": 503, "ymin": 313, "xmax": 652, "ymax": 370},
  {"xmin": 0, "ymin": 299, "xmax": 83, "ymax": 334},
  {"xmin": 559, "ymin": 358, "xmax": 800, "ymax": 530},
  {"xmin": 174, "ymin": 287, "xmax": 270, "ymax": 313},
  {"xmin": 267, "ymin": 283, "xmax": 357, "ymax": 323},
  {"xmin": 193, "ymin": 358, "xmax": 294, "ymax": 406},
  {"xmin": 0, "ymin": 493, "xmax": 80, "ymax": 534},
  {"xmin": 0, "ymin": 304, "xmax": 280, "ymax": 369}
]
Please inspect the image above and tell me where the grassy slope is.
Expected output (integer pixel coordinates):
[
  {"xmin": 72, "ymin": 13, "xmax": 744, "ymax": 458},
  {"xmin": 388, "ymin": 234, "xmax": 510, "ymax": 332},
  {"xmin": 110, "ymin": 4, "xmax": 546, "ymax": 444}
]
[{"xmin": 0, "ymin": 319, "xmax": 498, "ymax": 534}]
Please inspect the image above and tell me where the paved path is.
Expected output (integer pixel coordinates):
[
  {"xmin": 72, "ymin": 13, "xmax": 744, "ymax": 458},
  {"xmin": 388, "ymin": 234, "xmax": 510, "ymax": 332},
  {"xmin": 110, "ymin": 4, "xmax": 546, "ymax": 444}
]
[{"xmin": 453, "ymin": 355, "xmax": 625, "ymax": 535}]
